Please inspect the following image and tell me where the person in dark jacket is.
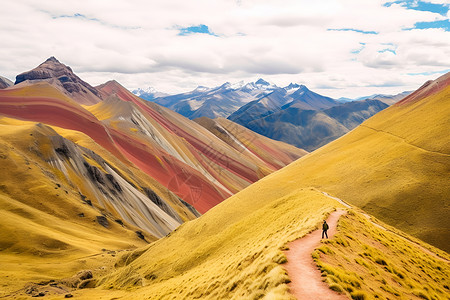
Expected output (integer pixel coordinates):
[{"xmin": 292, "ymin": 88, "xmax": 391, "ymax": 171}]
[{"xmin": 322, "ymin": 220, "xmax": 329, "ymax": 239}]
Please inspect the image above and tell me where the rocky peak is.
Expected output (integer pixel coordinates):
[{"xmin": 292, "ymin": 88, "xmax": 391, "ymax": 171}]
[
  {"xmin": 14, "ymin": 57, "xmax": 102, "ymax": 105},
  {"xmin": 45, "ymin": 56, "xmax": 60, "ymax": 63},
  {"xmin": 285, "ymin": 83, "xmax": 301, "ymax": 90},
  {"xmin": 255, "ymin": 78, "xmax": 270, "ymax": 86},
  {"xmin": 296, "ymin": 84, "xmax": 309, "ymax": 91}
]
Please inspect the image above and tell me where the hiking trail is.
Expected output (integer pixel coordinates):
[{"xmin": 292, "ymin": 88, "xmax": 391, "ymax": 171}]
[
  {"xmin": 284, "ymin": 209, "xmax": 348, "ymax": 300},
  {"xmin": 284, "ymin": 191, "xmax": 448, "ymax": 299}
]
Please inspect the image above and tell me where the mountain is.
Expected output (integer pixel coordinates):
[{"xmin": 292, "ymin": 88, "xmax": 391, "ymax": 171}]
[
  {"xmin": 82, "ymin": 74, "xmax": 450, "ymax": 299},
  {"xmin": 228, "ymin": 85, "xmax": 337, "ymax": 127},
  {"xmin": 235, "ymin": 97, "xmax": 387, "ymax": 151},
  {"xmin": 0, "ymin": 59, "xmax": 308, "ymax": 297},
  {"xmin": 0, "ymin": 76, "xmax": 13, "ymax": 89},
  {"xmin": 132, "ymin": 86, "xmax": 170, "ymax": 101},
  {"xmin": 139, "ymin": 79, "xmax": 278, "ymax": 119},
  {"xmin": 282, "ymin": 85, "xmax": 337, "ymax": 110},
  {"xmin": 269, "ymin": 72, "xmax": 450, "ymax": 251},
  {"xmin": 194, "ymin": 117, "xmax": 307, "ymax": 169},
  {"xmin": 0, "ymin": 82, "xmax": 196, "ymax": 237},
  {"xmin": 14, "ymin": 57, "xmax": 103, "ymax": 105},
  {"xmin": 356, "ymin": 91, "xmax": 412, "ymax": 105},
  {"xmin": 0, "ymin": 74, "xmax": 305, "ymax": 218}
]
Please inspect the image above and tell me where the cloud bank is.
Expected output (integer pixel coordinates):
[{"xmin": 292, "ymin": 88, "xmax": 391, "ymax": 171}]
[{"xmin": 0, "ymin": 0, "xmax": 449, "ymax": 98}]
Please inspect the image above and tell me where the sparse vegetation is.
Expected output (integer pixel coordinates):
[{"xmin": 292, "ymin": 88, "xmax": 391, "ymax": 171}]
[{"xmin": 314, "ymin": 210, "xmax": 450, "ymax": 300}]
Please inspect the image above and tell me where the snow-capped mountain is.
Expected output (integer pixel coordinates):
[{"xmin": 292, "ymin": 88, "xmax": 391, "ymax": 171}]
[
  {"xmin": 132, "ymin": 86, "xmax": 170, "ymax": 101},
  {"xmin": 139, "ymin": 79, "xmax": 280, "ymax": 119}
]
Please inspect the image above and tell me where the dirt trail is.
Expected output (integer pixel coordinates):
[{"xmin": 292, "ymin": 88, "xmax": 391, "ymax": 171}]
[{"xmin": 284, "ymin": 209, "xmax": 348, "ymax": 300}]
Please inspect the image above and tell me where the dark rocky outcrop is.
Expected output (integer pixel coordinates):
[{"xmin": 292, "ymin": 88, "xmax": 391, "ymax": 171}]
[
  {"xmin": 96, "ymin": 216, "xmax": 110, "ymax": 228},
  {"xmin": 15, "ymin": 57, "xmax": 102, "ymax": 105}
]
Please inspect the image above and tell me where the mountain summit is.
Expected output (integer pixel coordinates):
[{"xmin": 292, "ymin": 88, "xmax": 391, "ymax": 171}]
[
  {"xmin": 15, "ymin": 57, "xmax": 102, "ymax": 105},
  {"xmin": 140, "ymin": 79, "xmax": 279, "ymax": 119},
  {"xmin": 255, "ymin": 78, "xmax": 270, "ymax": 86}
]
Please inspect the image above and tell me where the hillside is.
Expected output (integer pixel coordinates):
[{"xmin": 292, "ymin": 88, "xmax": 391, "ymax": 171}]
[
  {"xmin": 53, "ymin": 73, "xmax": 448, "ymax": 299},
  {"xmin": 0, "ymin": 117, "xmax": 159, "ymax": 295},
  {"xmin": 268, "ymin": 72, "xmax": 450, "ymax": 250},
  {"xmin": 0, "ymin": 60, "xmax": 308, "ymax": 298},
  {"xmin": 0, "ymin": 65, "xmax": 306, "ymax": 215},
  {"xmin": 194, "ymin": 117, "xmax": 307, "ymax": 169}
]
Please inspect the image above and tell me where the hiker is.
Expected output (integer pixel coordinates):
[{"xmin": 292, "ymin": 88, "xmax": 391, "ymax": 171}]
[{"xmin": 322, "ymin": 220, "xmax": 329, "ymax": 239}]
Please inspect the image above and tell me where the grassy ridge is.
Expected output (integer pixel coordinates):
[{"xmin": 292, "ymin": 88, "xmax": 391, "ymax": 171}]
[
  {"xmin": 92, "ymin": 79, "xmax": 450, "ymax": 299},
  {"xmin": 96, "ymin": 188, "xmax": 342, "ymax": 299},
  {"xmin": 266, "ymin": 83, "xmax": 450, "ymax": 251},
  {"xmin": 314, "ymin": 210, "xmax": 450, "ymax": 300}
]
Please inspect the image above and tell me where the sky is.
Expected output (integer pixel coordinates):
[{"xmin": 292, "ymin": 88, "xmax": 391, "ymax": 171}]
[{"xmin": 1, "ymin": 0, "xmax": 449, "ymax": 98}]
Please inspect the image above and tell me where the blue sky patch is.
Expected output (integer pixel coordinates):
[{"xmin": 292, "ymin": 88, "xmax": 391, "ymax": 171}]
[
  {"xmin": 384, "ymin": 1, "xmax": 449, "ymax": 16},
  {"xmin": 383, "ymin": 1, "xmax": 450, "ymax": 32},
  {"xmin": 178, "ymin": 24, "xmax": 217, "ymax": 36},
  {"xmin": 413, "ymin": 19, "xmax": 450, "ymax": 31},
  {"xmin": 351, "ymin": 43, "xmax": 366, "ymax": 54},
  {"xmin": 378, "ymin": 48, "xmax": 397, "ymax": 55},
  {"xmin": 328, "ymin": 28, "xmax": 378, "ymax": 34},
  {"xmin": 52, "ymin": 13, "xmax": 99, "ymax": 22}
]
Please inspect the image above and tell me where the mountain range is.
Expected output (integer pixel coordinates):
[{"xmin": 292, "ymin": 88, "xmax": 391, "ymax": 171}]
[
  {"xmin": 0, "ymin": 57, "xmax": 306, "ymax": 243},
  {"xmin": 91, "ymin": 72, "xmax": 449, "ymax": 299},
  {"xmin": 228, "ymin": 85, "xmax": 391, "ymax": 151},
  {"xmin": 139, "ymin": 80, "xmax": 406, "ymax": 151},
  {"xmin": 0, "ymin": 57, "xmax": 448, "ymax": 299},
  {"xmin": 140, "ymin": 78, "xmax": 278, "ymax": 120}
]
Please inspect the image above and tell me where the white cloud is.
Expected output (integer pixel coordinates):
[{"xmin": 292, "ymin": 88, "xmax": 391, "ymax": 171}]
[{"xmin": 0, "ymin": 0, "xmax": 449, "ymax": 98}]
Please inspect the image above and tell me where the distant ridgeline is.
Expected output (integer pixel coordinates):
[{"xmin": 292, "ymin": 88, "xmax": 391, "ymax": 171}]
[{"xmin": 137, "ymin": 79, "xmax": 409, "ymax": 151}]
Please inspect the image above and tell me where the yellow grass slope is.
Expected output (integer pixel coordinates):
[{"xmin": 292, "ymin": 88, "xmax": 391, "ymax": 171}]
[
  {"xmin": 0, "ymin": 117, "xmax": 199, "ymax": 297},
  {"xmin": 95, "ymin": 187, "xmax": 343, "ymax": 299},
  {"xmin": 315, "ymin": 210, "xmax": 450, "ymax": 300},
  {"xmin": 94, "ymin": 172, "xmax": 449, "ymax": 299},
  {"xmin": 87, "ymin": 74, "xmax": 449, "ymax": 299},
  {"xmin": 0, "ymin": 120, "xmax": 147, "ymax": 295},
  {"xmin": 275, "ymin": 73, "xmax": 450, "ymax": 251}
]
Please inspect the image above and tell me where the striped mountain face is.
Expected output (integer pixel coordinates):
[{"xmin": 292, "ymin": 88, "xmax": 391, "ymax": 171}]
[{"xmin": 0, "ymin": 58, "xmax": 306, "ymax": 245}]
